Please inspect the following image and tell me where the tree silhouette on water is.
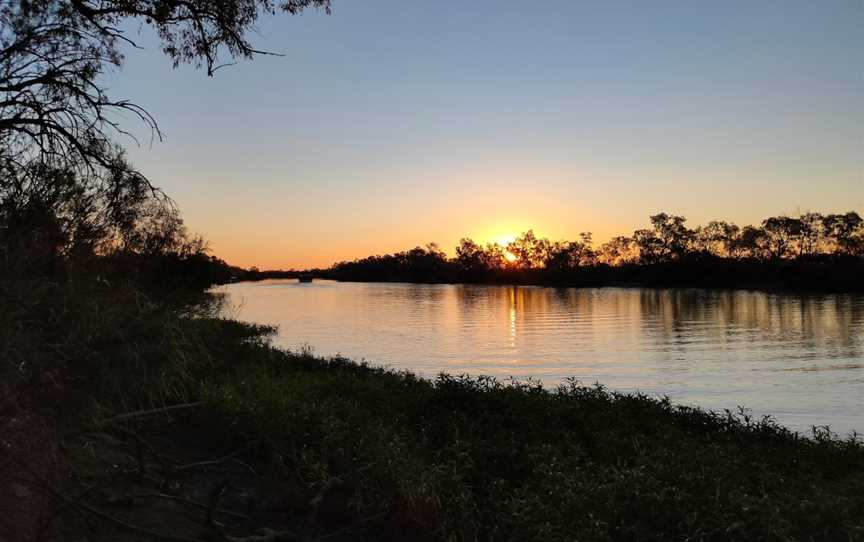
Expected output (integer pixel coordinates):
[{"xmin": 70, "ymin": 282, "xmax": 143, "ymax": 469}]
[{"xmin": 329, "ymin": 211, "xmax": 864, "ymax": 291}]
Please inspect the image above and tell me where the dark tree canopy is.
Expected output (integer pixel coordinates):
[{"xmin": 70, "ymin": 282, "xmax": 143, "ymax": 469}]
[
  {"xmin": 65, "ymin": 0, "xmax": 331, "ymax": 74},
  {"xmin": 1, "ymin": 0, "xmax": 329, "ymax": 173},
  {"xmin": 330, "ymin": 210, "xmax": 864, "ymax": 286},
  {"xmin": 1, "ymin": 0, "xmax": 329, "ymax": 266}
]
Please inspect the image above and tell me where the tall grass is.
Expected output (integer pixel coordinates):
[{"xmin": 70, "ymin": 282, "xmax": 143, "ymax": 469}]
[{"xmin": 141, "ymin": 317, "xmax": 863, "ymax": 541}]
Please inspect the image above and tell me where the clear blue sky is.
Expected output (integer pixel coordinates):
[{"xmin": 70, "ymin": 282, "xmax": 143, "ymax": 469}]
[{"xmin": 109, "ymin": 0, "xmax": 864, "ymax": 268}]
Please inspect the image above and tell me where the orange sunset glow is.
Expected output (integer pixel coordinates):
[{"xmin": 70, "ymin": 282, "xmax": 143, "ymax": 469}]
[
  {"xmin": 111, "ymin": 0, "xmax": 863, "ymax": 271},
  {"xmin": 5, "ymin": 0, "xmax": 864, "ymax": 537}
]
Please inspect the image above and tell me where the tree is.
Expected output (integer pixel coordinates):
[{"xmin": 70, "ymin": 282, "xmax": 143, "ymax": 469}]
[
  {"xmin": 544, "ymin": 234, "xmax": 594, "ymax": 271},
  {"xmin": 482, "ymin": 242, "xmax": 508, "ymax": 269},
  {"xmin": 796, "ymin": 212, "xmax": 823, "ymax": 257},
  {"xmin": 761, "ymin": 216, "xmax": 802, "ymax": 259},
  {"xmin": 632, "ymin": 228, "xmax": 662, "ymax": 264},
  {"xmin": 0, "ymin": 158, "xmax": 167, "ymax": 265},
  {"xmin": 455, "ymin": 238, "xmax": 487, "ymax": 274},
  {"xmin": 693, "ymin": 220, "xmax": 739, "ymax": 257},
  {"xmin": 507, "ymin": 230, "xmax": 551, "ymax": 269},
  {"xmin": 1, "ymin": 0, "xmax": 329, "ymax": 267},
  {"xmin": 729, "ymin": 225, "xmax": 769, "ymax": 260},
  {"xmin": 1, "ymin": 0, "xmax": 326, "ymax": 171},
  {"xmin": 399, "ymin": 243, "xmax": 450, "ymax": 282},
  {"xmin": 823, "ymin": 212, "xmax": 863, "ymax": 256},
  {"xmin": 649, "ymin": 213, "xmax": 693, "ymax": 261},
  {"xmin": 0, "ymin": 0, "xmax": 329, "ymax": 280},
  {"xmin": 598, "ymin": 236, "xmax": 636, "ymax": 265}
]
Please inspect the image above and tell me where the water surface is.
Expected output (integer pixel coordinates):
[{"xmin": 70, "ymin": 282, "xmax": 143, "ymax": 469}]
[{"xmin": 218, "ymin": 280, "xmax": 864, "ymax": 435}]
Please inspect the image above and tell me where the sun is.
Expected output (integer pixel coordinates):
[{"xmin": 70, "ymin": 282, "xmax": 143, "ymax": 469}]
[
  {"xmin": 495, "ymin": 234, "xmax": 516, "ymax": 247},
  {"xmin": 504, "ymin": 251, "xmax": 518, "ymax": 263}
]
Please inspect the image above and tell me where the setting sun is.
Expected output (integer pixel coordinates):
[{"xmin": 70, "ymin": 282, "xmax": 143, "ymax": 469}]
[
  {"xmin": 4, "ymin": 1, "xmax": 862, "ymax": 537},
  {"xmin": 495, "ymin": 235, "xmax": 516, "ymax": 247}
]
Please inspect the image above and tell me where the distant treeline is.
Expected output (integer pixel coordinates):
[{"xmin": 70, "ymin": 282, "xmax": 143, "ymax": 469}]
[
  {"xmin": 237, "ymin": 267, "xmax": 319, "ymax": 281},
  {"xmin": 324, "ymin": 212, "xmax": 864, "ymax": 291}
]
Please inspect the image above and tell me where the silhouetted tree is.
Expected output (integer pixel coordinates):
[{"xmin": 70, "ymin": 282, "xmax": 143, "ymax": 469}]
[
  {"xmin": 761, "ymin": 216, "xmax": 802, "ymax": 260},
  {"xmin": 796, "ymin": 212, "xmax": 823, "ymax": 257},
  {"xmin": 404, "ymin": 243, "xmax": 449, "ymax": 280},
  {"xmin": 729, "ymin": 225, "xmax": 769, "ymax": 260},
  {"xmin": 823, "ymin": 212, "xmax": 863, "ymax": 256},
  {"xmin": 327, "ymin": 211, "xmax": 864, "ymax": 290},
  {"xmin": 1, "ymin": 0, "xmax": 329, "ymax": 240},
  {"xmin": 693, "ymin": 220, "xmax": 740, "ymax": 257},
  {"xmin": 544, "ymin": 235, "xmax": 595, "ymax": 271},
  {"xmin": 1, "ymin": 0, "xmax": 329, "ymax": 172},
  {"xmin": 507, "ymin": 230, "xmax": 551, "ymax": 269},
  {"xmin": 598, "ymin": 236, "xmax": 637, "ymax": 265},
  {"xmin": 650, "ymin": 213, "xmax": 693, "ymax": 261},
  {"xmin": 633, "ymin": 228, "xmax": 663, "ymax": 264},
  {"xmin": 483, "ymin": 242, "xmax": 508, "ymax": 269},
  {"xmin": 455, "ymin": 238, "xmax": 489, "ymax": 277},
  {"xmin": 1, "ymin": 0, "xmax": 329, "ymax": 289}
]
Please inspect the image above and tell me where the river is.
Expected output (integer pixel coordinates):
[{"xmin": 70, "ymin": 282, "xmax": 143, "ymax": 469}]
[{"xmin": 217, "ymin": 280, "xmax": 864, "ymax": 435}]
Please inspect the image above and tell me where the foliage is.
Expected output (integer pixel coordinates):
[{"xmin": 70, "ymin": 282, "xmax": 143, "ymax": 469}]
[
  {"xmin": 0, "ymin": 0, "xmax": 325, "ymax": 382},
  {"xmin": 328, "ymin": 210, "xmax": 864, "ymax": 291},
  {"xmin": 133, "ymin": 317, "xmax": 863, "ymax": 542},
  {"xmin": 0, "ymin": 0, "xmax": 329, "ymax": 171}
]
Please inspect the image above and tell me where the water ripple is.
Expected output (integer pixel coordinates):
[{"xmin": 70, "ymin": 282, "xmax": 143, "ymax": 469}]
[{"xmin": 217, "ymin": 281, "xmax": 864, "ymax": 435}]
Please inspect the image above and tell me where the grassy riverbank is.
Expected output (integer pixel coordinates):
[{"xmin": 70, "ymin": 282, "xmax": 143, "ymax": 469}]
[{"xmin": 16, "ymin": 310, "xmax": 856, "ymax": 541}]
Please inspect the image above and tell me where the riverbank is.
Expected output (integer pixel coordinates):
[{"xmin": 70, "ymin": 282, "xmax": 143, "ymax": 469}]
[
  {"xmin": 7, "ymin": 311, "xmax": 862, "ymax": 541},
  {"xmin": 321, "ymin": 259, "xmax": 864, "ymax": 293}
]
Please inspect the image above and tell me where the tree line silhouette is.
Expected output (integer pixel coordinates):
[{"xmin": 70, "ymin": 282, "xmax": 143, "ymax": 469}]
[{"xmin": 326, "ymin": 212, "xmax": 864, "ymax": 291}]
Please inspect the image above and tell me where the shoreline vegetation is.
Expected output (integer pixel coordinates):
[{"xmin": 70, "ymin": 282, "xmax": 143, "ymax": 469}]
[
  {"xmin": 3, "ymin": 213, "xmax": 861, "ymax": 542},
  {"xmin": 236, "ymin": 212, "xmax": 864, "ymax": 293},
  {"xmin": 2, "ymin": 219, "xmax": 862, "ymax": 542},
  {"xmin": 6, "ymin": 308, "xmax": 864, "ymax": 541},
  {"xmin": 2, "ymin": 1, "xmax": 862, "ymax": 539}
]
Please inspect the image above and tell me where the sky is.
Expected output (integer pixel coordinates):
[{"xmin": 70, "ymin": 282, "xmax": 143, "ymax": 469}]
[{"xmin": 108, "ymin": 0, "xmax": 864, "ymax": 269}]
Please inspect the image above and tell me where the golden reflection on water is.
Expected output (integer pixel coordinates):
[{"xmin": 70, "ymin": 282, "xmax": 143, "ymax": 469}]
[
  {"xmin": 218, "ymin": 280, "xmax": 864, "ymax": 435},
  {"xmin": 507, "ymin": 286, "xmax": 517, "ymax": 349}
]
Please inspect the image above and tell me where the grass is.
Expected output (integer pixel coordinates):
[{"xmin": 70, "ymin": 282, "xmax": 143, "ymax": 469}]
[
  {"xmin": 89, "ymin": 312, "xmax": 864, "ymax": 542},
  {"xmin": 3, "ymin": 277, "xmax": 862, "ymax": 541}
]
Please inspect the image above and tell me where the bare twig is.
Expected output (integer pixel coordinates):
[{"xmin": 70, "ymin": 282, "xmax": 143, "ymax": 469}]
[
  {"xmin": 97, "ymin": 401, "xmax": 206, "ymax": 427},
  {"xmin": 64, "ymin": 401, "xmax": 206, "ymax": 438},
  {"xmin": 124, "ymin": 492, "xmax": 249, "ymax": 521},
  {"xmin": 178, "ymin": 448, "xmax": 246, "ymax": 472}
]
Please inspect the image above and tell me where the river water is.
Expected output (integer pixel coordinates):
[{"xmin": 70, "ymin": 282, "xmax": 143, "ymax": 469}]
[{"xmin": 217, "ymin": 280, "xmax": 864, "ymax": 436}]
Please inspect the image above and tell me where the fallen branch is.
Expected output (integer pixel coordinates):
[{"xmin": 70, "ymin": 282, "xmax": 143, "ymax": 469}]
[
  {"xmin": 119, "ymin": 493, "xmax": 250, "ymax": 521},
  {"xmin": 95, "ymin": 401, "xmax": 207, "ymax": 428},
  {"xmin": 64, "ymin": 401, "xmax": 206, "ymax": 439},
  {"xmin": 177, "ymin": 443, "xmax": 257, "ymax": 475}
]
